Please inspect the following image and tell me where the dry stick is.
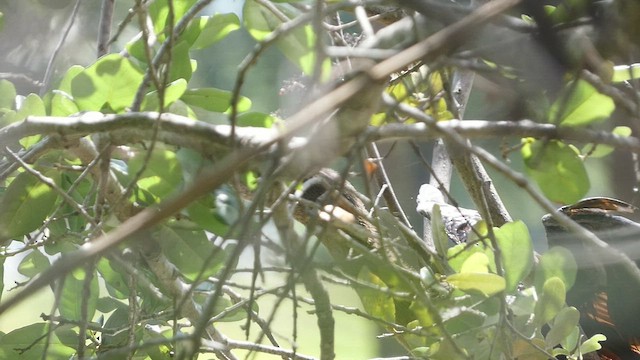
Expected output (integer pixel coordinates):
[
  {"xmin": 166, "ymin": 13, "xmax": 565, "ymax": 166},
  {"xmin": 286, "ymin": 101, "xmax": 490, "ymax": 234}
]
[
  {"xmin": 40, "ymin": 0, "xmax": 83, "ymax": 96},
  {"xmin": 366, "ymin": 142, "xmax": 412, "ymax": 227},
  {"xmin": 5, "ymin": 114, "xmax": 640, "ymax": 156},
  {"xmin": 97, "ymin": 0, "xmax": 116, "ymax": 57},
  {"xmin": 422, "ymin": 67, "xmax": 476, "ymax": 250}
]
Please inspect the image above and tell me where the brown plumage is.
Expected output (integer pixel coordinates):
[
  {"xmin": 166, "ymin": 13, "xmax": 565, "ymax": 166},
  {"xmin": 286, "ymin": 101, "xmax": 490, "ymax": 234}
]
[{"xmin": 543, "ymin": 198, "xmax": 640, "ymax": 360}]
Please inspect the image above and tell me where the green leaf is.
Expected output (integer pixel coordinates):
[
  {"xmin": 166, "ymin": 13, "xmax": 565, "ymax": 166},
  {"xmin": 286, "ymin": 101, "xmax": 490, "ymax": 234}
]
[
  {"xmin": 9, "ymin": 94, "xmax": 47, "ymax": 147},
  {"xmin": 578, "ymin": 334, "xmax": 606, "ymax": 355},
  {"xmin": 549, "ymin": 80, "xmax": 615, "ymax": 126},
  {"xmin": 522, "ymin": 138, "xmax": 589, "ymax": 203},
  {"xmin": 71, "ymin": 54, "xmax": 144, "ymax": 112},
  {"xmin": 612, "ymin": 63, "xmax": 640, "ymax": 82},
  {"xmin": 581, "ymin": 126, "xmax": 632, "ymax": 158},
  {"xmin": 128, "ymin": 149, "xmax": 183, "ymax": 201},
  {"xmin": 57, "ymin": 65, "xmax": 84, "ymax": 94},
  {"xmin": 181, "ymin": 87, "xmax": 251, "ymax": 113},
  {"xmin": 236, "ymin": 112, "xmax": 276, "ymax": 127},
  {"xmin": 186, "ymin": 195, "xmax": 231, "ymax": 235},
  {"xmin": 141, "ymin": 78, "xmax": 188, "ymax": 111},
  {"xmin": 355, "ymin": 267, "xmax": 396, "ymax": 323},
  {"xmin": 431, "ymin": 205, "xmax": 450, "ymax": 259},
  {"xmin": 535, "ymin": 246, "xmax": 577, "ymax": 292},
  {"xmin": 446, "ymin": 272, "xmax": 505, "ymax": 296},
  {"xmin": 494, "ymin": 221, "xmax": 534, "ymax": 292},
  {"xmin": 0, "ymin": 323, "xmax": 75, "ymax": 359},
  {"xmin": 101, "ymin": 307, "xmax": 131, "ymax": 348},
  {"xmin": 168, "ymin": 40, "xmax": 193, "ymax": 82},
  {"xmin": 534, "ymin": 276, "xmax": 566, "ymax": 325},
  {"xmin": 459, "ymin": 252, "xmax": 491, "ymax": 273},
  {"xmin": 185, "ymin": 13, "xmax": 241, "ymax": 49},
  {"xmin": 155, "ymin": 226, "xmax": 228, "ymax": 282},
  {"xmin": 0, "ymin": 79, "xmax": 16, "ymax": 110},
  {"xmin": 18, "ymin": 249, "xmax": 50, "ymax": 278},
  {"xmin": 0, "ymin": 171, "xmax": 58, "ymax": 242},
  {"xmin": 243, "ymin": 0, "xmax": 329, "ymax": 76},
  {"xmin": 50, "ymin": 91, "xmax": 79, "ymax": 116},
  {"xmin": 442, "ymin": 307, "xmax": 486, "ymax": 334},
  {"xmin": 59, "ymin": 267, "xmax": 98, "ymax": 321},
  {"xmin": 545, "ymin": 306, "xmax": 579, "ymax": 347},
  {"xmin": 447, "ymin": 238, "xmax": 494, "ymax": 274},
  {"xmin": 149, "ymin": 0, "xmax": 198, "ymax": 40},
  {"xmin": 96, "ymin": 257, "xmax": 129, "ymax": 299}
]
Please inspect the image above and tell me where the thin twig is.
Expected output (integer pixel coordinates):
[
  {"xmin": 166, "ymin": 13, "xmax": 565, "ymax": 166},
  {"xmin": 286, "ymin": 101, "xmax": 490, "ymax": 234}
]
[
  {"xmin": 97, "ymin": 0, "xmax": 116, "ymax": 57},
  {"xmin": 40, "ymin": 0, "xmax": 83, "ymax": 96}
]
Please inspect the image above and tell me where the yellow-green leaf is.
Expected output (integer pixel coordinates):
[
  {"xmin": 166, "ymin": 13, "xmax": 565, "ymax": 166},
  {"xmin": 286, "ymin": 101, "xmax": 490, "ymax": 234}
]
[
  {"xmin": 0, "ymin": 172, "xmax": 58, "ymax": 242},
  {"xmin": 534, "ymin": 276, "xmax": 566, "ymax": 325},
  {"xmin": 522, "ymin": 138, "xmax": 589, "ymax": 203},
  {"xmin": 447, "ymin": 272, "xmax": 505, "ymax": 296},
  {"xmin": 494, "ymin": 221, "xmax": 534, "ymax": 292}
]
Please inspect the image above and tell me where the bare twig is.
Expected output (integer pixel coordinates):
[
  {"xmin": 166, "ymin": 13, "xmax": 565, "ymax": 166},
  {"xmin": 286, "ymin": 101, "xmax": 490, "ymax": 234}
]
[
  {"xmin": 97, "ymin": 0, "xmax": 116, "ymax": 57},
  {"xmin": 40, "ymin": 0, "xmax": 83, "ymax": 96}
]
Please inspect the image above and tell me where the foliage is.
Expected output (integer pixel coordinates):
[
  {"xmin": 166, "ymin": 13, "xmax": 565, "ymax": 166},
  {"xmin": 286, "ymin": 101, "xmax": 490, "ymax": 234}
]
[{"xmin": 0, "ymin": 0, "xmax": 636, "ymax": 359}]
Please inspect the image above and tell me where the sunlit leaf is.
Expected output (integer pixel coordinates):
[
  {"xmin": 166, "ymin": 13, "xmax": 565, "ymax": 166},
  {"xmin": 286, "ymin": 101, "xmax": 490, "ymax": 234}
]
[
  {"xmin": 612, "ymin": 63, "xmax": 640, "ymax": 82},
  {"xmin": 494, "ymin": 221, "xmax": 534, "ymax": 292},
  {"xmin": 447, "ymin": 239, "xmax": 494, "ymax": 274},
  {"xmin": 0, "ymin": 171, "xmax": 58, "ymax": 242},
  {"xmin": 71, "ymin": 54, "xmax": 144, "ymax": 112},
  {"xmin": 522, "ymin": 138, "xmax": 589, "ymax": 203},
  {"xmin": 141, "ymin": 78, "xmax": 188, "ymax": 111},
  {"xmin": 243, "ymin": 0, "xmax": 329, "ymax": 76},
  {"xmin": 18, "ymin": 249, "xmax": 50, "ymax": 278},
  {"xmin": 578, "ymin": 334, "xmax": 606, "ymax": 355},
  {"xmin": 0, "ymin": 79, "xmax": 16, "ymax": 110},
  {"xmin": 10, "ymin": 94, "xmax": 46, "ymax": 147},
  {"xmin": 459, "ymin": 252, "xmax": 490, "ymax": 273},
  {"xmin": 128, "ymin": 149, "xmax": 183, "ymax": 201},
  {"xmin": 535, "ymin": 246, "xmax": 577, "ymax": 292},
  {"xmin": 447, "ymin": 272, "xmax": 505, "ymax": 296},
  {"xmin": 545, "ymin": 306, "xmax": 579, "ymax": 347},
  {"xmin": 549, "ymin": 80, "xmax": 614, "ymax": 126},
  {"xmin": 149, "ymin": 0, "xmax": 198, "ymax": 39},
  {"xmin": 50, "ymin": 91, "xmax": 79, "ymax": 116},
  {"xmin": 185, "ymin": 13, "xmax": 241, "ymax": 49},
  {"xmin": 534, "ymin": 276, "xmax": 566, "ymax": 325},
  {"xmin": 57, "ymin": 65, "xmax": 84, "ymax": 94},
  {"xmin": 355, "ymin": 267, "xmax": 396, "ymax": 323},
  {"xmin": 236, "ymin": 112, "xmax": 276, "ymax": 127},
  {"xmin": 582, "ymin": 126, "xmax": 632, "ymax": 158}
]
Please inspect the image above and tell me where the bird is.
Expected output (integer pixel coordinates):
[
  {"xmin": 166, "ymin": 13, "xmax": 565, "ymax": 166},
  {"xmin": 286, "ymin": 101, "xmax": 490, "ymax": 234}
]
[
  {"xmin": 294, "ymin": 168, "xmax": 383, "ymax": 262},
  {"xmin": 542, "ymin": 197, "xmax": 640, "ymax": 360},
  {"xmin": 416, "ymin": 183, "xmax": 482, "ymax": 245}
]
